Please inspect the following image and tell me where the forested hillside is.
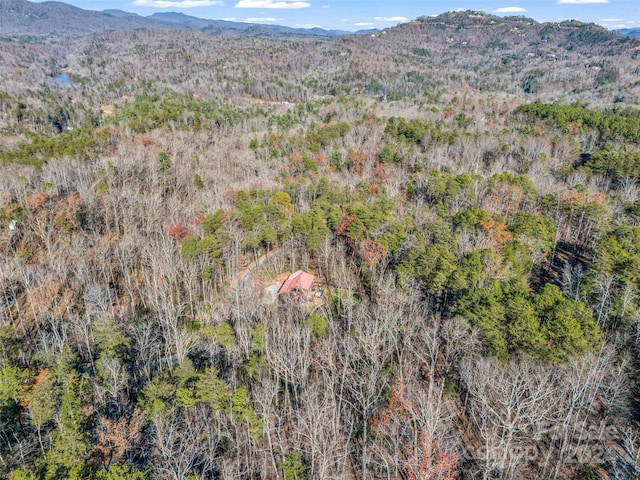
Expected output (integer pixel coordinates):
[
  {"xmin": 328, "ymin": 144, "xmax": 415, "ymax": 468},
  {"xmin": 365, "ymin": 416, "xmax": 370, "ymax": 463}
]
[{"xmin": 1, "ymin": 10, "xmax": 640, "ymax": 480}]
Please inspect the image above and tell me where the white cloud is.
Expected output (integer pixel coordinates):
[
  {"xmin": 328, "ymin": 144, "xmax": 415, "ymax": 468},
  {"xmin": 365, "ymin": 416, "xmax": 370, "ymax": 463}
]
[
  {"xmin": 494, "ymin": 7, "xmax": 526, "ymax": 13},
  {"xmin": 556, "ymin": 0, "xmax": 608, "ymax": 4},
  {"xmin": 354, "ymin": 22, "xmax": 374, "ymax": 26},
  {"xmin": 594, "ymin": 19, "xmax": 640, "ymax": 28},
  {"xmin": 222, "ymin": 17, "xmax": 237, "ymax": 20},
  {"xmin": 243, "ymin": 17, "xmax": 278, "ymax": 22},
  {"xmin": 132, "ymin": 0, "xmax": 222, "ymax": 7},
  {"xmin": 373, "ymin": 16, "xmax": 407, "ymax": 22},
  {"xmin": 235, "ymin": 0, "xmax": 310, "ymax": 8}
]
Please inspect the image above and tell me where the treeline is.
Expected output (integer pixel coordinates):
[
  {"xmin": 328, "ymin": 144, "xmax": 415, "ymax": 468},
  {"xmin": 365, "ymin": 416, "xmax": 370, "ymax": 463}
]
[
  {"xmin": 113, "ymin": 90, "xmax": 258, "ymax": 134},
  {"xmin": 516, "ymin": 102, "xmax": 640, "ymax": 144},
  {"xmin": 1, "ymin": 29, "xmax": 640, "ymax": 479},
  {"xmin": 0, "ymin": 89, "xmax": 260, "ymax": 167}
]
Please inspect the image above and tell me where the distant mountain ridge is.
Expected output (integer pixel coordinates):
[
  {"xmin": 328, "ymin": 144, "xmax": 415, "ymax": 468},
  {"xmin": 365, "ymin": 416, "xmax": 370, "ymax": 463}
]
[
  {"xmin": 401, "ymin": 10, "xmax": 636, "ymax": 56},
  {"xmin": 0, "ymin": 0, "xmax": 166, "ymax": 36},
  {"xmin": 616, "ymin": 28, "xmax": 640, "ymax": 39},
  {"xmin": 0, "ymin": 0, "xmax": 633, "ymax": 45},
  {"xmin": 0, "ymin": 0, "xmax": 371, "ymax": 38}
]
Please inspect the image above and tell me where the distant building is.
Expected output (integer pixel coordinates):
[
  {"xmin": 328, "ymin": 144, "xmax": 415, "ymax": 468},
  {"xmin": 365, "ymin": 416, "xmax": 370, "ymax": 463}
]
[{"xmin": 278, "ymin": 270, "xmax": 315, "ymax": 295}]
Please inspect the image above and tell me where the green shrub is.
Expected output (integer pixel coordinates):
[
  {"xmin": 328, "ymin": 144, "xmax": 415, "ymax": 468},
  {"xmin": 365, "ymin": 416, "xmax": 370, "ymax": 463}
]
[{"xmin": 305, "ymin": 313, "xmax": 328, "ymax": 338}]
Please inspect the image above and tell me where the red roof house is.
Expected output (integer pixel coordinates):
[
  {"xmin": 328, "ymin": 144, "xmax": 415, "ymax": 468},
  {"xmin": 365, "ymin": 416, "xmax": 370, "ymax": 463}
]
[{"xmin": 278, "ymin": 270, "xmax": 315, "ymax": 295}]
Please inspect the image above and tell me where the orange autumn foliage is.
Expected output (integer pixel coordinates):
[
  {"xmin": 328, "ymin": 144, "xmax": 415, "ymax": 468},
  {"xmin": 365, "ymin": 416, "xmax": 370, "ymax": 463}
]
[
  {"xmin": 404, "ymin": 432, "xmax": 459, "ymax": 480},
  {"xmin": 349, "ymin": 150, "xmax": 365, "ymax": 175},
  {"xmin": 94, "ymin": 408, "xmax": 146, "ymax": 468},
  {"xmin": 359, "ymin": 238, "xmax": 387, "ymax": 267},
  {"xmin": 26, "ymin": 192, "xmax": 48, "ymax": 209},
  {"xmin": 336, "ymin": 214, "xmax": 357, "ymax": 236},
  {"xmin": 167, "ymin": 221, "xmax": 191, "ymax": 242},
  {"xmin": 480, "ymin": 218, "xmax": 513, "ymax": 247},
  {"xmin": 560, "ymin": 188, "xmax": 606, "ymax": 207},
  {"xmin": 370, "ymin": 380, "xmax": 409, "ymax": 427}
]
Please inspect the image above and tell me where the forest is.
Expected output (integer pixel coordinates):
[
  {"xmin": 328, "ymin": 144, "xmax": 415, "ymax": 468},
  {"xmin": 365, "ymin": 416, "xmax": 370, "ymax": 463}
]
[{"xmin": 1, "ymin": 9, "xmax": 640, "ymax": 480}]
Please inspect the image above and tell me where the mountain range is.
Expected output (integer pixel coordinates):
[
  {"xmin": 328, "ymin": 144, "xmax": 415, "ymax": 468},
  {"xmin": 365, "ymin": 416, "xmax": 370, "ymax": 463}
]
[
  {"xmin": 0, "ymin": 0, "xmax": 373, "ymax": 38},
  {"xmin": 616, "ymin": 28, "xmax": 640, "ymax": 39},
  {"xmin": 3, "ymin": 0, "xmax": 637, "ymax": 40}
]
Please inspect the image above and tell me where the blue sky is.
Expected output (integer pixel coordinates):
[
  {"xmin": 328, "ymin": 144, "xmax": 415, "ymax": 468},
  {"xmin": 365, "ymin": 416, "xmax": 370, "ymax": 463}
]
[{"xmin": 34, "ymin": 0, "xmax": 640, "ymax": 31}]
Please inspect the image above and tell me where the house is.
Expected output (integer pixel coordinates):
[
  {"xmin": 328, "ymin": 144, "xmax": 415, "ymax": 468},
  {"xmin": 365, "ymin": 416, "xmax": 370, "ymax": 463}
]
[{"xmin": 278, "ymin": 270, "xmax": 315, "ymax": 295}]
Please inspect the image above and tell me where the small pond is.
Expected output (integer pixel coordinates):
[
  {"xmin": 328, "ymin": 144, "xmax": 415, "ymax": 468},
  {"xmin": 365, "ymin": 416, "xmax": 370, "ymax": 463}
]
[{"xmin": 49, "ymin": 72, "xmax": 74, "ymax": 85}]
